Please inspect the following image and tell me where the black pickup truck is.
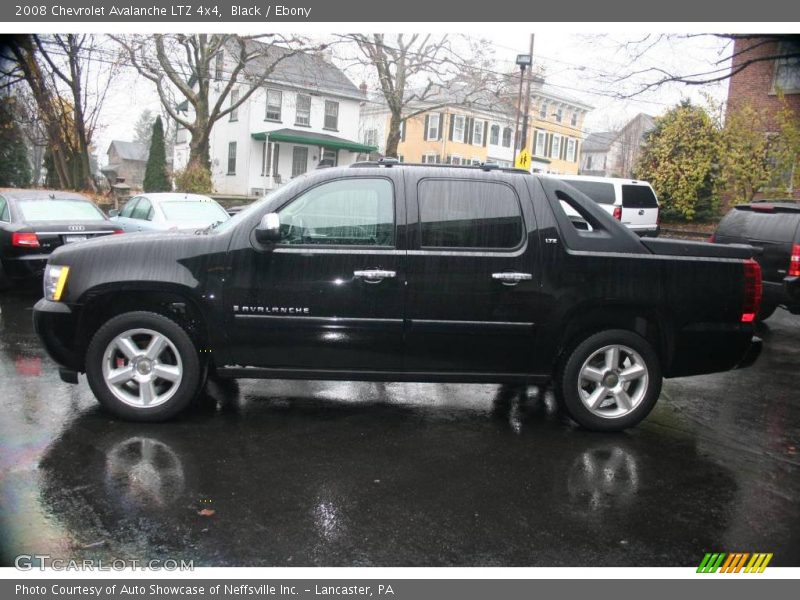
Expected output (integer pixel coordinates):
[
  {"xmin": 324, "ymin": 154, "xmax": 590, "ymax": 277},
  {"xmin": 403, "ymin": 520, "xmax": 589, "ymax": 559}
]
[{"xmin": 34, "ymin": 163, "xmax": 763, "ymax": 430}]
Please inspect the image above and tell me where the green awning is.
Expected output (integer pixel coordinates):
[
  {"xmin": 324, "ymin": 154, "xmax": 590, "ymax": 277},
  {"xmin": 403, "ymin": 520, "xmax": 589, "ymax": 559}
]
[{"xmin": 251, "ymin": 128, "xmax": 376, "ymax": 153}]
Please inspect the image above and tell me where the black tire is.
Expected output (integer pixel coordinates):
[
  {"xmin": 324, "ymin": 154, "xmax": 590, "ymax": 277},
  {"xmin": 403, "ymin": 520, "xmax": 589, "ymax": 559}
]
[
  {"xmin": 556, "ymin": 329, "xmax": 662, "ymax": 432},
  {"xmin": 85, "ymin": 311, "xmax": 203, "ymax": 421},
  {"xmin": 756, "ymin": 303, "xmax": 778, "ymax": 322}
]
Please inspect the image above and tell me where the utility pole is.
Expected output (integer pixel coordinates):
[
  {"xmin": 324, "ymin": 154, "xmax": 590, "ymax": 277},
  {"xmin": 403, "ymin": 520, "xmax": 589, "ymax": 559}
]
[
  {"xmin": 512, "ymin": 46, "xmax": 533, "ymax": 161},
  {"xmin": 519, "ymin": 34, "xmax": 535, "ymax": 156}
]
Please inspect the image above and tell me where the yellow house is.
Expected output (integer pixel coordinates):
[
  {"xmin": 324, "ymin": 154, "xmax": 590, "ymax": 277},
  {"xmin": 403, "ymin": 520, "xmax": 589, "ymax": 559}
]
[{"xmin": 359, "ymin": 80, "xmax": 592, "ymax": 174}]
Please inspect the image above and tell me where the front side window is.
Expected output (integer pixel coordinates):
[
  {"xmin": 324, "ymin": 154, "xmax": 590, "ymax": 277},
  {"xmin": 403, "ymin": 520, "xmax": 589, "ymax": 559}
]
[
  {"xmin": 278, "ymin": 178, "xmax": 395, "ymax": 246},
  {"xmin": 490, "ymin": 124, "xmax": 500, "ymax": 145},
  {"xmin": 418, "ymin": 179, "xmax": 523, "ymax": 249},
  {"xmin": 130, "ymin": 198, "xmax": 153, "ymax": 221},
  {"xmin": 266, "ymin": 89, "xmax": 282, "ymax": 121},
  {"xmin": 295, "ymin": 94, "xmax": 311, "ymax": 126},
  {"xmin": 292, "ymin": 146, "xmax": 308, "ymax": 177},
  {"xmin": 473, "ymin": 119, "xmax": 484, "ymax": 145},
  {"xmin": 119, "ymin": 197, "xmax": 140, "ymax": 218},
  {"xmin": 324, "ymin": 100, "xmax": 339, "ymax": 130},
  {"xmin": 452, "ymin": 115, "xmax": 466, "ymax": 143}
]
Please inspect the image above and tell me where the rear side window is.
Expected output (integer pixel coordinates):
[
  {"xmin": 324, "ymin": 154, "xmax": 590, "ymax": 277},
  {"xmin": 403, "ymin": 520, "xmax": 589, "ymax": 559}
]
[
  {"xmin": 418, "ymin": 179, "xmax": 523, "ymax": 249},
  {"xmin": 622, "ymin": 185, "xmax": 658, "ymax": 208},
  {"xmin": 561, "ymin": 180, "xmax": 616, "ymax": 205},
  {"xmin": 130, "ymin": 198, "xmax": 153, "ymax": 221},
  {"xmin": 119, "ymin": 197, "xmax": 140, "ymax": 218},
  {"xmin": 0, "ymin": 198, "xmax": 8, "ymax": 222}
]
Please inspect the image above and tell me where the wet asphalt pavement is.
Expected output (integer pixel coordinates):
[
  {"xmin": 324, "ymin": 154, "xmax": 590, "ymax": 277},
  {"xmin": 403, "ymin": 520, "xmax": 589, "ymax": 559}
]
[{"xmin": 1, "ymin": 288, "xmax": 799, "ymax": 567}]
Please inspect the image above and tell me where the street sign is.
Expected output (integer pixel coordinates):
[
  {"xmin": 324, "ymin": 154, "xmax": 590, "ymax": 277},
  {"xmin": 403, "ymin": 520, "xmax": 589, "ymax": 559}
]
[{"xmin": 515, "ymin": 149, "xmax": 531, "ymax": 170}]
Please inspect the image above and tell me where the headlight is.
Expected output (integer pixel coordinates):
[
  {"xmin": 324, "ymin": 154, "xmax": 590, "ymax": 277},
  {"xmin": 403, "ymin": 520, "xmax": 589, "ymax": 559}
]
[{"xmin": 44, "ymin": 265, "xmax": 70, "ymax": 302}]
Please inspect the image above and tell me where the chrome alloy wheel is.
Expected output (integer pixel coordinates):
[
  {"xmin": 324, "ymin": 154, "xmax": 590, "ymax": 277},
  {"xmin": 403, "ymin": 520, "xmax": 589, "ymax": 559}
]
[
  {"xmin": 577, "ymin": 344, "xmax": 649, "ymax": 419},
  {"xmin": 101, "ymin": 328, "xmax": 183, "ymax": 409}
]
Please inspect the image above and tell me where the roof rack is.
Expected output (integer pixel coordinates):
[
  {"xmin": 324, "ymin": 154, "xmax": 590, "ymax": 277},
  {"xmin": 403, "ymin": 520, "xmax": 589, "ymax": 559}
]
[{"xmin": 349, "ymin": 159, "xmax": 530, "ymax": 175}]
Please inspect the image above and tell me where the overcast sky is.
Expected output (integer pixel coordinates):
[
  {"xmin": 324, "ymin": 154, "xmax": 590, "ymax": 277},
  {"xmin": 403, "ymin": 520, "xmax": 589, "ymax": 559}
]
[{"xmin": 92, "ymin": 32, "xmax": 732, "ymax": 165}]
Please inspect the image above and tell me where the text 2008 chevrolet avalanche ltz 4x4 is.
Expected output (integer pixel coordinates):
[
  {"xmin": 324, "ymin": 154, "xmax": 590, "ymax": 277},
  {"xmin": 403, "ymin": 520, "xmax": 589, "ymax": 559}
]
[{"xmin": 33, "ymin": 162, "xmax": 763, "ymax": 431}]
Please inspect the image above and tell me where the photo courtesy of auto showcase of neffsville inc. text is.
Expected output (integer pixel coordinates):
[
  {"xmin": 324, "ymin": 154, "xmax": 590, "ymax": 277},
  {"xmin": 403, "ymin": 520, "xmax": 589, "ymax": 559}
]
[{"xmin": 0, "ymin": 0, "xmax": 798, "ymax": 594}]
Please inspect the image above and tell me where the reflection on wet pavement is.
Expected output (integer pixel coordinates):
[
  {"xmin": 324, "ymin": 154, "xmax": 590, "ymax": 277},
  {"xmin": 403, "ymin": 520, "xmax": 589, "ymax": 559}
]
[{"xmin": 1, "ymin": 290, "xmax": 798, "ymax": 566}]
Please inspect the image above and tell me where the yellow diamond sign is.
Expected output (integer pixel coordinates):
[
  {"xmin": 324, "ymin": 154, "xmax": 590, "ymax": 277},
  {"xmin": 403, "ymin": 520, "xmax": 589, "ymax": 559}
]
[{"xmin": 515, "ymin": 149, "xmax": 531, "ymax": 170}]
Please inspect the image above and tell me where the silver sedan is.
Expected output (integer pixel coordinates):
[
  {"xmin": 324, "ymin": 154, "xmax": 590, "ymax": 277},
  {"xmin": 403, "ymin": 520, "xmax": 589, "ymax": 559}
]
[{"xmin": 109, "ymin": 193, "xmax": 230, "ymax": 232}]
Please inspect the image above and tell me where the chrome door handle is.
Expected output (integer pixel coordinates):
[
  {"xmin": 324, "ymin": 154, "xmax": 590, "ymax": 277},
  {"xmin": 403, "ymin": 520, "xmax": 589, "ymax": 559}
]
[
  {"xmin": 492, "ymin": 272, "xmax": 532, "ymax": 285},
  {"xmin": 354, "ymin": 269, "xmax": 396, "ymax": 283}
]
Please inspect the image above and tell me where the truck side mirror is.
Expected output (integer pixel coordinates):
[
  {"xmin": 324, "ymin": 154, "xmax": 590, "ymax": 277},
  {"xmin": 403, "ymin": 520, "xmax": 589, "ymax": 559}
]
[{"xmin": 255, "ymin": 212, "xmax": 282, "ymax": 244}]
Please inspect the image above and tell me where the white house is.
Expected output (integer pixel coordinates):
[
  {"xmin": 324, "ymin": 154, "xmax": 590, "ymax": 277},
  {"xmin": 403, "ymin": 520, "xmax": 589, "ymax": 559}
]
[
  {"xmin": 173, "ymin": 44, "xmax": 375, "ymax": 197},
  {"xmin": 579, "ymin": 113, "xmax": 656, "ymax": 178}
]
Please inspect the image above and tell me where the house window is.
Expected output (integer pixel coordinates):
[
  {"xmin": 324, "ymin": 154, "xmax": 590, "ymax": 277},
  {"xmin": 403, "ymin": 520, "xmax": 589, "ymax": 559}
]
[
  {"xmin": 471, "ymin": 158, "xmax": 482, "ymax": 165},
  {"xmin": 214, "ymin": 51, "xmax": 223, "ymax": 80},
  {"xmin": 450, "ymin": 155, "xmax": 462, "ymax": 165},
  {"xmin": 426, "ymin": 114, "xmax": 440, "ymax": 140},
  {"xmin": 774, "ymin": 41, "xmax": 800, "ymax": 92},
  {"xmin": 364, "ymin": 128, "xmax": 378, "ymax": 147},
  {"xmin": 534, "ymin": 131, "xmax": 546, "ymax": 156},
  {"xmin": 452, "ymin": 115, "xmax": 466, "ymax": 143},
  {"xmin": 176, "ymin": 126, "xmax": 188, "ymax": 144},
  {"xmin": 324, "ymin": 100, "xmax": 339, "ymax": 130},
  {"xmin": 292, "ymin": 146, "xmax": 308, "ymax": 177},
  {"xmin": 227, "ymin": 141, "xmax": 237, "ymax": 175},
  {"xmin": 539, "ymin": 100, "xmax": 548, "ymax": 119},
  {"xmin": 266, "ymin": 89, "xmax": 282, "ymax": 121},
  {"xmin": 229, "ymin": 88, "xmax": 239, "ymax": 122},
  {"xmin": 567, "ymin": 138, "xmax": 577, "ymax": 162},
  {"xmin": 551, "ymin": 135, "xmax": 561, "ymax": 159},
  {"xmin": 261, "ymin": 142, "xmax": 281, "ymax": 178},
  {"xmin": 473, "ymin": 119, "xmax": 484, "ymax": 145},
  {"xmin": 586, "ymin": 155, "xmax": 592, "ymax": 170},
  {"xmin": 502, "ymin": 127, "xmax": 512, "ymax": 147},
  {"xmin": 422, "ymin": 153, "xmax": 439, "ymax": 164},
  {"xmin": 490, "ymin": 124, "xmax": 500, "ymax": 145},
  {"xmin": 295, "ymin": 94, "xmax": 311, "ymax": 126},
  {"xmin": 571, "ymin": 111, "xmax": 578, "ymax": 127},
  {"xmin": 555, "ymin": 106, "xmax": 563, "ymax": 123}
]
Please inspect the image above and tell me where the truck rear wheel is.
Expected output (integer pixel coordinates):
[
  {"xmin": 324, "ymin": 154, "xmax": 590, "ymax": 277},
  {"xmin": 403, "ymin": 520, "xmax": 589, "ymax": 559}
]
[
  {"xmin": 556, "ymin": 329, "xmax": 662, "ymax": 431},
  {"xmin": 85, "ymin": 311, "xmax": 203, "ymax": 421}
]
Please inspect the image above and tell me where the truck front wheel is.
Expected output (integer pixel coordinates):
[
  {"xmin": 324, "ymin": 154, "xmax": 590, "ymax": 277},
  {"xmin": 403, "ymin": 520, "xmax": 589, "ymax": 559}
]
[
  {"xmin": 556, "ymin": 329, "xmax": 662, "ymax": 431},
  {"xmin": 85, "ymin": 311, "xmax": 203, "ymax": 421}
]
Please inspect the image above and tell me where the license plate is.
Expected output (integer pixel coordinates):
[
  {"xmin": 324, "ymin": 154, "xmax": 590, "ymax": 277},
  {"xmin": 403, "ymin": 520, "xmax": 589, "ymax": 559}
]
[{"xmin": 64, "ymin": 234, "xmax": 88, "ymax": 243}]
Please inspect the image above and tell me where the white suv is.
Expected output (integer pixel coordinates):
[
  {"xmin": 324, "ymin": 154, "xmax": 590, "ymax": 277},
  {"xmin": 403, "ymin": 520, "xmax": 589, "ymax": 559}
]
[{"xmin": 549, "ymin": 175, "xmax": 660, "ymax": 237}]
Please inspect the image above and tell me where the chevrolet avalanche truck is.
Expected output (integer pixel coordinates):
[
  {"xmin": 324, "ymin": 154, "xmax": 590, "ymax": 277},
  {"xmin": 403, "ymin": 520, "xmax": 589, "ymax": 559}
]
[{"xmin": 33, "ymin": 162, "xmax": 763, "ymax": 431}]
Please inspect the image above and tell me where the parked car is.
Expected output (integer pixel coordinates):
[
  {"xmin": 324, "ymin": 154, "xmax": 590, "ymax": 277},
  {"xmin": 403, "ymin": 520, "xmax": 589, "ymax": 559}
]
[
  {"xmin": 109, "ymin": 193, "xmax": 230, "ymax": 232},
  {"xmin": 34, "ymin": 162, "xmax": 762, "ymax": 430},
  {"xmin": 0, "ymin": 190, "xmax": 121, "ymax": 289},
  {"xmin": 711, "ymin": 200, "xmax": 800, "ymax": 320},
  {"xmin": 548, "ymin": 175, "xmax": 660, "ymax": 237}
]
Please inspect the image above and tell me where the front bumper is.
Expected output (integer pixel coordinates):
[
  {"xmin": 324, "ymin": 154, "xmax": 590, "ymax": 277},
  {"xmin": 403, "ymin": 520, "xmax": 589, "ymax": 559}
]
[{"xmin": 33, "ymin": 298, "xmax": 83, "ymax": 372}]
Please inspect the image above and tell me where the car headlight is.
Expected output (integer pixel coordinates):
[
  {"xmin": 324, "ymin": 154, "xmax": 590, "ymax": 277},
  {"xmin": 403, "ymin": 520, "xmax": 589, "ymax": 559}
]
[{"xmin": 44, "ymin": 265, "xmax": 70, "ymax": 302}]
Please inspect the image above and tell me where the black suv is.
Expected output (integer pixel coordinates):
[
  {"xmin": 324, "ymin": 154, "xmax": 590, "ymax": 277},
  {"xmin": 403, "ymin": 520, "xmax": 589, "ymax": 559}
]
[
  {"xmin": 712, "ymin": 200, "xmax": 800, "ymax": 320},
  {"xmin": 34, "ymin": 163, "xmax": 763, "ymax": 430}
]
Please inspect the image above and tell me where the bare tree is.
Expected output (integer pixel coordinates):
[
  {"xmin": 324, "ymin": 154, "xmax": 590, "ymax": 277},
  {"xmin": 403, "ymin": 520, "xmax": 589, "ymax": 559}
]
[
  {"xmin": 1, "ymin": 34, "xmax": 119, "ymax": 191},
  {"xmin": 341, "ymin": 34, "xmax": 501, "ymax": 157},
  {"xmin": 111, "ymin": 34, "xmax": 309, "ymax": 174},
  {"xmin": 595, "ymin": 34, "xmax": 799, "ymax": 99}
]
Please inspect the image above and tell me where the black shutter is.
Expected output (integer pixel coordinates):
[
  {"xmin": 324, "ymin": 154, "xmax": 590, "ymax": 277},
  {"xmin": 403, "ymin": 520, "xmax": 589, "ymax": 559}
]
[
  {"xmin": 466, "ymin": 117, "xmax": 474, "ymax": 144},
  {"xmin": 547, "ymin": 134, "xmax": 553, "ymax": 157},
  {"xmin": 483, "ymin": 121, "xmax": 488, "ymax": 147},
  {"xmin": 574, "ymin": 141, "xmax": 580, "ymax": 163},
  {"xmin": 563, "ymin": 137, "xmax": 569, "ymax": 161},
  {"xmin": 435, "ymin": 154, "xmax": 441, "ymax": 164},
  {"xmin": 439, "ymin": 113, "xmax": 445, "ymax": 140},
  {"xmin": 424, "ymin": 115, "xmax": 430, "ymax": 141},
  {"xmin": 445, "ymin": 155, "xmax": 452, "ymax": 164},
  {"xmin": 401, "ymin": 120, "xmax": 406, "ymax": 142},
  {"xmin": 448, "ymin": 114, "xmax": 455, "ymax": 141},
  {"xmin": 532, "ymin": 129, "xmax": 538, "ymax": 155}
]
